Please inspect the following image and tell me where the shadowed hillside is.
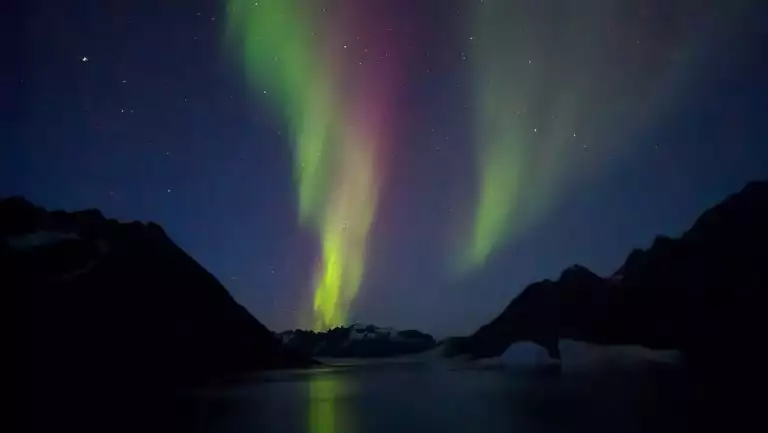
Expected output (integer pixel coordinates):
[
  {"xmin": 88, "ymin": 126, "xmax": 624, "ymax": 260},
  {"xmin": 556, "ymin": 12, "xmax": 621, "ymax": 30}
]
[
  {"xmin": 453, "ymin": 181, "xmax": 766, "ymax": 364},
  {"xmin": 5, "ymin": 197, "xmax": 313, "ymax": 396}
]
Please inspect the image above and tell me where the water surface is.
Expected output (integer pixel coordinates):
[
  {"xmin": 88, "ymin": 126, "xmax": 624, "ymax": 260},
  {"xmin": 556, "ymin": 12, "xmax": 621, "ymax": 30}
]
[{"xmin": 175, "ymin": 361, "xmax": 690, "ymax": 433}]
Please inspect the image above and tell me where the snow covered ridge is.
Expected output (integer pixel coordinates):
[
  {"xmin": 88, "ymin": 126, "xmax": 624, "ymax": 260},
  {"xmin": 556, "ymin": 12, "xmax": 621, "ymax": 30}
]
[
  {"xmin": 557, "ymin": 339, "xmax": 680, "ymax": 370},
  {"xmin": 6, "ymin": 231, "xmax": 81, "ymax": 251},
  {"xmin": 6, "ymin": 229, "xmax": 113, "ymax": 281},
  {"xmin": 492, "ymin": 340, "xmax": 681, "ymax": 371},
  {"xmin": 348, "ymin": 323, "xmax": 398, "ymax": 340},
  {"xmin": 279, "ymin": 324, "xmax": 424, "ymax": 343},
  {"xmin": 276, "ymin": 324, "xmax": 437, "ymax": 357}
]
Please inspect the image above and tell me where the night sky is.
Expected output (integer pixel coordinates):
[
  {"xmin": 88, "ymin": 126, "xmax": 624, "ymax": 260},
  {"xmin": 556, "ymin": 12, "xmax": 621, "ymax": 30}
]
[{"xmin": 7, "ymin": 0, "xmax": 767, "ymax": 336}]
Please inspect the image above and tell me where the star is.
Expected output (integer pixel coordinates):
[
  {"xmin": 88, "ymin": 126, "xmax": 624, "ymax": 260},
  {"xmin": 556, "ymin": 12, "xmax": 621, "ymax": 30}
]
[
  {"xmin": 573, "ymin": 132, "xmax": 577, "ymax": 137},
  {"xmin": 81, "ymin": 56, "xmax": 88, "ymax": 62},
  {"xmin": 166, "ymin": 188, "xmax": 172, "ymax": 193},
  {"xmin": 533, "ymin": 128, "xmax": 538, "ymax": 132}
]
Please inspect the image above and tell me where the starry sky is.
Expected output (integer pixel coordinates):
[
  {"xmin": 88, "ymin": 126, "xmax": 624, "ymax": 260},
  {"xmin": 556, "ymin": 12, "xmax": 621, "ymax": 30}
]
[{"xmin": 7, "ymin": 0, "xmax": 768, "ymax": 336}]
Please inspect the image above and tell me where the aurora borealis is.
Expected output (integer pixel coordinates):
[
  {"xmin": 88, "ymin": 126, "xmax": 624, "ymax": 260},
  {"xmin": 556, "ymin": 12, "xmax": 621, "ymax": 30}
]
[
  {"xmin": 225, "ymin": 0, "xmax": 764, "ymax": 330},
  {"xmin": 227, "ymin": 0, "xmax": 405, "ymax": 329},
  {"xmin": 10, "ymin": 0, "xmax": 767, "ymax": 335},
  {"xmin": 461, "ymin": 0, "xmax": 743, "ymax": 271}
]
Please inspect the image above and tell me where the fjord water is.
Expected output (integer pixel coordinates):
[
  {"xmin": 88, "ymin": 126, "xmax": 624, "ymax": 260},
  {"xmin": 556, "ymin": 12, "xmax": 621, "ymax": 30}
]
[{"xmin": 174, "ymin": 362, "xmax": 691, "ymax": 433}]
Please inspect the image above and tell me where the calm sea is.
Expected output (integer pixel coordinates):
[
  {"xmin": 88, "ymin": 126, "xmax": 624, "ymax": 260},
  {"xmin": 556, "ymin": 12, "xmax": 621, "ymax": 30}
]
[{"xmin": 166, "ymin": 361, "xmax": 692, "ymax": 433}]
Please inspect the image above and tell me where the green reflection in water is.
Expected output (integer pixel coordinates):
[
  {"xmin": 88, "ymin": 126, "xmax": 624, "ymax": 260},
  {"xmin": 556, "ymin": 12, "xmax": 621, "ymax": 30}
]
[{"xmin": 308, "ymin": 370, "xmax": 355, "ymax": 433}]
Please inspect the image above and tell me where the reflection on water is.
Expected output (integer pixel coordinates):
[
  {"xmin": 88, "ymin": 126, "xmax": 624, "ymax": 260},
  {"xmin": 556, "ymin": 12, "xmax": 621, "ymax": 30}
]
[
  {"xmin": 24, "ymin": 360, "xmax": 727, "ymax": 433},
  {"xmin": 150, "ymin": 362, "xmax": 700, "ymax": 433},
  {"xmin": 308, "ymin": 369, "xmax": 355, "ymax": 433}
]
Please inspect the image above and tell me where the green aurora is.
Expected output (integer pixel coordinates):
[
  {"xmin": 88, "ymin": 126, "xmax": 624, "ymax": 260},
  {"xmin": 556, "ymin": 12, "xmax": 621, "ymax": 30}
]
[{"xmin": 226, "ymin": 1, "xmax": 388, "ymax": 330}]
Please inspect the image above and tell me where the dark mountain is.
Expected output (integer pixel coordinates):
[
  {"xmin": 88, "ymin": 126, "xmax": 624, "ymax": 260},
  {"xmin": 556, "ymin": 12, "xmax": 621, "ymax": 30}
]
[
  {"xmin": 279, "ymin": 324, "xmax": 437, "ymax": 357},
  {"xmin": 6, "ymin": 197, "xmax": 313, "ymax": 395},
  {"xmin": 454, "ymin": 181, "xmax": 767, "ymax": 363}
]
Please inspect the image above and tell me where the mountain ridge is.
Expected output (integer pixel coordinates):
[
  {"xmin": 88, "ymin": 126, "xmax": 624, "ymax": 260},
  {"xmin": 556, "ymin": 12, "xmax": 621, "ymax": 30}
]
[
  {"xmin": 452, "ymin": 181, "xmax": 766, "ymax": 362},
  {"xmin": 278, "ymin": 323, "xmax": 437, "ymax": 357},
  {"xmin": 5, "ymin": 196, "xmax": 314, "ymax": 393}
]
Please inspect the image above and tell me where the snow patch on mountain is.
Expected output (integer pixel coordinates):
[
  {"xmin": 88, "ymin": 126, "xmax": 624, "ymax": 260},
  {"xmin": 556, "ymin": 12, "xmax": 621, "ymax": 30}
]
[
  {"xmin": 559, "ymin": 339, "xmax": 681, "ymax": 371},
  {"xmin": 7, "ymin": 231, "xmax": 80, "ymax": 250}
]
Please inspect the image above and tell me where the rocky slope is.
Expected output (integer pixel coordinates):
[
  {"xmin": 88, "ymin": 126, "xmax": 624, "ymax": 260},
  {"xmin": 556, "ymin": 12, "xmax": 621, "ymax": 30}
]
[
  {"xmin": 454, "ymin": 181, "xmax": 766, "ymax": 362},
  {"xmin": 5, "ymin": 197, "xmax": 313, "ymax": 393}
]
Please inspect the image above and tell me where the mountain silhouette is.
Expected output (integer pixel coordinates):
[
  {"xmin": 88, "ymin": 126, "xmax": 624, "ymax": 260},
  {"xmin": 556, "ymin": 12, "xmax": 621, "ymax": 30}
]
[
  {"xmin": 452, "ymin": 181, "xmax": 767, "ymax": 363},
  {"xmin": 5, "ymin": 197, "xmax": 313, "ymax": 396},
  {"xmin": 278, "ymin": 324, "xmax": 436, "ymax": 357}
]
